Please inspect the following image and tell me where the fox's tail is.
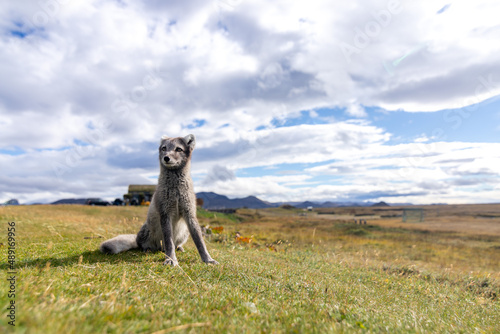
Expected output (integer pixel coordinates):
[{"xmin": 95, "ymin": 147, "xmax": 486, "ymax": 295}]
[{"xmin": 100, "ymin": 234, "xmax": 138, "ymax": 254}]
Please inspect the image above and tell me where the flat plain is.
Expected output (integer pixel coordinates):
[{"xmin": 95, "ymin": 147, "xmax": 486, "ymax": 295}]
[{"xmin": 0, "ymin": 203, "xmax": 499, "ymax": 333}]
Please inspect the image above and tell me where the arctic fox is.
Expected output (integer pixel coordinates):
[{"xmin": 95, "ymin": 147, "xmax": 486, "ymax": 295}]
[{"xmin": 100, "ymin": 134, "xmax": 218, "ymax": 266}]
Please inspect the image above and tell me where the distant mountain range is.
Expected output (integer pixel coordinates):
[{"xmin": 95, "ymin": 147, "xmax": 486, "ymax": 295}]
[
  {"xmin": 196, "ymin": 192, "xmax": 273, "ymax": 209},
  {"xmin": 48, "ymin": 193, "xmax": 404, "ymax": 209},
  {"xmin": 196, "ymin": 192, "xmax": 398, "ymax": 210},
  {"xmin": 51, "ymin": 198, "xmax": 88, "ymax": 205}
]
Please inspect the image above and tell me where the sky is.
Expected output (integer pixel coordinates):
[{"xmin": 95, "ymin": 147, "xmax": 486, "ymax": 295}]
[{"xmin": 1, "ymin": 0, "xmax": 500, "ymax": 205}]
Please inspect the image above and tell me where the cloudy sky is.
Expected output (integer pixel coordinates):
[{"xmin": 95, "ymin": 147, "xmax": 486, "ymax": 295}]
[{"xmin": 1, "ymin": 0, "xmax": 499, "ymax": 205}]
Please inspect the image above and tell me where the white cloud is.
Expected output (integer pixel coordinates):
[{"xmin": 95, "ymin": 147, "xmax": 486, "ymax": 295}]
[
  {"xmin": 191, "ymin": 120, "xmax": 390, "ymax": 173},
  {"xmin": 1, "ymin": 0, "xmax": 499, "ymax": 204},
  {"xmin": 345, "ymin": 104, "xmax": 368, "ymax": 118}
]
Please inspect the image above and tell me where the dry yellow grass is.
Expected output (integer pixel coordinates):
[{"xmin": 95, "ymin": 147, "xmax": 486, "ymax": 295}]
[
  {"xmin": 0, "ymin": 204, "xmax": 499, "ymax": 333},
  {"xmin": 313, "ymin": 203, "xmax": 500, "ymax": 236},
  {"xmin": 231, "ymin": 205, "xmax": 500, "ymax": 282}
]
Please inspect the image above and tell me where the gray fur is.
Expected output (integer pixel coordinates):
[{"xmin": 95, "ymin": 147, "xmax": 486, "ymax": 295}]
[
  {"xmin": 99, "ymin": 134, "xmax": 218, "ymax": 266},
  {"xmin": 99, "ymin": 234, "xmax": 137, "ymax": 254}
]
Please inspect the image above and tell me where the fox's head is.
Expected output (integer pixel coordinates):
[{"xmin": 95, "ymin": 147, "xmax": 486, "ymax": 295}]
[{"xmin": 159, "ymin": 134, "xmax": 196, "ymax": 169}]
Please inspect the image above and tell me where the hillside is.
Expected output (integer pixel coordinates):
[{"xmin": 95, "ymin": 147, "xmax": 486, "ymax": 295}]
[
  {"xmin": 371, "ymin": 201, "xmax": 390, "ymax": 207},
  {"xmin": 51, "ymin": 198, "xmax": 88, "ymax": 205},
  {"xmin": 196, "ymin": 192, "xmax": 398, "ymax": 210},
  {"xmin": 46, "ymin": 192, "xmax": 407, "ymax": 209},
  {"xmin": 196, "ymin": 192, "xmax": 274, "ymax": 209}
]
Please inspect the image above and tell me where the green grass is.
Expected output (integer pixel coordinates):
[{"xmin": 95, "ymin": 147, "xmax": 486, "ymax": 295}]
[
  {"xmin": 1, "ymin": 205, "xmax": 499, "ymax": 333},
  {"xmin": 196, "ymin": 208, "xmax": 243, "ymax": 225}
]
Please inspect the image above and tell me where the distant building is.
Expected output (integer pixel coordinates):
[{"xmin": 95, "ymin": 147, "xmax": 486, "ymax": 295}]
[
  {"xmin": 402, "ymin": 208, "xmax": 424, "ymax": 223},
  {"xmin": 307, "ymin": 206, "xmax": 313, "ymax": 211},
  {"xmin": 124, "ymin": 185, "xmax": 156, "ymax": 205}
]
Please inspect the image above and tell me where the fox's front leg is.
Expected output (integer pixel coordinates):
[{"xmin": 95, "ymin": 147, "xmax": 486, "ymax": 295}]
[
  {"xmin": 185, "ymin": 214, "xmax": 218, "ymax": 265},
  {"xmin": 160, "ymin": 214, "xmax": 178, "ymax": 266}
]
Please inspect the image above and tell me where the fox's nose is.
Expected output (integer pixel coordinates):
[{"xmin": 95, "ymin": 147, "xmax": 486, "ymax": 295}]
[{"xmin": 163, "ymin": 156, "xmax": 170, "ymax": 163}]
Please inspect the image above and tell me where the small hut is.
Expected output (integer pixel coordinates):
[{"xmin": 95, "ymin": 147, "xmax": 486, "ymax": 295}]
[
  {"xmin": 124, "ymin": 184, "xmax": 156, "ymax": 205},
  {"xmin": 402, "ymin": 208, "xmax": 424, "ymax": 223}
]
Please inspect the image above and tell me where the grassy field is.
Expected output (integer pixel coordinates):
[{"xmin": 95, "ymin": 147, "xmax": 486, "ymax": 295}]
[{"xmin": 0, "ymin": 204, "xmax": 499, "ymax": 333}]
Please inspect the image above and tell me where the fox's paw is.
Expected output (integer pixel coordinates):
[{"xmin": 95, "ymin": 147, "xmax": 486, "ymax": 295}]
[
  {"xmin": 163, "ymin": 258, "xmax": 178, "ymax": 266},
  {"xmin": 205, "ymin": 259, "xmax": 219, "ymax": 265},
  {"xmin": 176, "ymin": 246, "xmax": 185, "ymax": 252}
]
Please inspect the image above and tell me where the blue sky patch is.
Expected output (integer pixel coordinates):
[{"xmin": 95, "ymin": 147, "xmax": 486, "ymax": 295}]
[
  {"xmin": 236, "ymin": 160, "xmax": 337, "ymax": 178},
  {"xmin": 367, "ymin": 98, "xmax": 500, "ymax": 144},
  {"xmin": 185, "ymin": 119, "xmax": 206, "ymax": 129},
  {"xmin": 74, "ymin": 139, "xmax": 91, "ymax": 146},
  {"xmin": 35, "ymin": 146, "xmax": 72, "ymax": 152},
  {"xmin": 9, "ymin": 21, "xmax": 37, "ymax": 39},
  {"xmin": 10, "ymin": 30, "xmax": 28, "ymax": 38},
  {"xmin": 0, "ymin": 147, "xmax": 26, "ymax": 156},
  {"xmin": 270, "ymin": 108, "xmax": 344, "ymax": 128},
  {"xmin": 437, "ymin": 4, "xmax": 451, "ymax": 14}
]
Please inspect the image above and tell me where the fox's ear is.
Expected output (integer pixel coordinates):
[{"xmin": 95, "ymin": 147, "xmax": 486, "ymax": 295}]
[
  {"xmin": 182, "ymin": 134, "xmax": 196, "ymax": 150},
  {"xmin": 160, "ymin": 135, "xmax": 169, "ymax": 144}
]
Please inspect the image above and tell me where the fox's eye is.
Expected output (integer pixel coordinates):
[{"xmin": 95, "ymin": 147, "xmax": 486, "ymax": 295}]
[
  {"xmin": 175, "ymin": 147, "xmax": 183, "ymax": 152},
  {"xmin": 161, "ymin": 146, "xmax": 166, "ymax": 152}
]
